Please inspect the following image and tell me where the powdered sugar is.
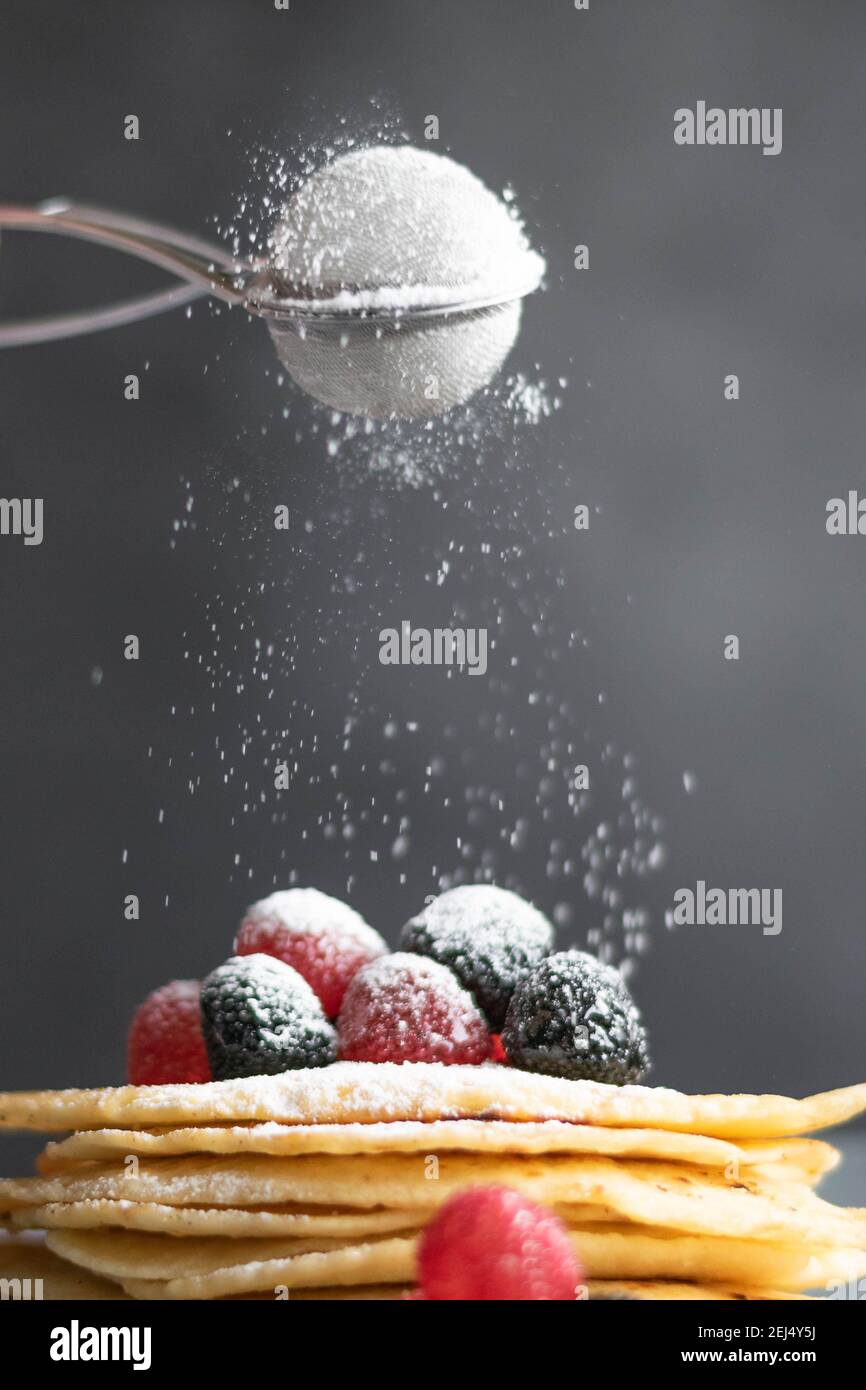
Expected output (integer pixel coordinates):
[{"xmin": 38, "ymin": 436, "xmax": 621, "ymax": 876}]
[
  {"xmin": 240, "ymin": 888, "xmax": 382, "ymax": 949},
  {"xmin": 269, "ymin": 145, "xmax": 544, "ymax": 312},
  {"xmin": 409, "ymin": 885, "xmax": 552, "ymax": 945},
  {"xmin": 152, "ymin": 116, "xmax": 664, "ymax": 976}
]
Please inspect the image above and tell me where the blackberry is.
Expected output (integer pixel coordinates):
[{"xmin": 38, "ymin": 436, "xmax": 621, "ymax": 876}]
[
  {"xmin": 501, "ymin": 950, "xmax": 649, "ymax": 1085},
  {"xmin": 200, "ymin": 953, "xmax": 337, "ymax": 1081},
  {"xmin": 400, "ymin": 885, "xmax": 554, "ymax": 1031}
]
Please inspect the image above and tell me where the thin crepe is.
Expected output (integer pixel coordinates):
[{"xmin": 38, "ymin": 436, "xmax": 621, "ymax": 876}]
[
  {"xmin": 1, "ymin": 1063, "xmax": 863, "ymax": 1139},
  {"xmin": 2, "ymin": 1153, "xmax": 862, "ymax": 1246}
]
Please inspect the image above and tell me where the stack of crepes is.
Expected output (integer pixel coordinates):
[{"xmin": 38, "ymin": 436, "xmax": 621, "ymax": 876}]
[{"xmin": 0, "ymin": 1063, "xmax": 865, "ymax": 1301}]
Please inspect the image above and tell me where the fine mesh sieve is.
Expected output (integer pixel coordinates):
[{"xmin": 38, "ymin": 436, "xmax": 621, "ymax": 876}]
[
  {"xmin": 0, "ymin": 146, "xmax": 543, "ymax": 420},
  {"xmin": 263, "ymin": 145, "xmax": 541, "ymax": 419},
  {"xmin": 267, "ymin": 302, "xmax": 524, "ymax": 420}
]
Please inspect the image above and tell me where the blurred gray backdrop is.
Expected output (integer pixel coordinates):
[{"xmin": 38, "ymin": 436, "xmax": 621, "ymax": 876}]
[{"xmin": 1, "ymin": 0, "xmax": 864, "ymax": 1185}]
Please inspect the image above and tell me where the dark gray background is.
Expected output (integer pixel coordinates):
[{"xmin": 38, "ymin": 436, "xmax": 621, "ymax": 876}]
[{"xmin": 0, "ymin": 0, "xmax": 864, "ymax": 1185}]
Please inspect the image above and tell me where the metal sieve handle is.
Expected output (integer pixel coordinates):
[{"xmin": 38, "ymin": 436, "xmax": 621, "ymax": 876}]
[
  {"xmin": 0, "ymin": 199, "xmax": 544, "ymax": 347},
  {"xmin": 0, "ymin": 200, "xmax": 259, "ymax": 347}
]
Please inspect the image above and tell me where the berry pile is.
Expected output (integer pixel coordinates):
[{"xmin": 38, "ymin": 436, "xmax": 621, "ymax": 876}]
[{"xmin": 126, "ymin": 884, "xmax": 649, "ymax": 1087}]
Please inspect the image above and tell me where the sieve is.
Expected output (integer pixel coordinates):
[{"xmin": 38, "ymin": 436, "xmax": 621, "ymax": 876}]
[{"xmin": 0, "ymin": 147, "xmax": 544, "ymax": 419}]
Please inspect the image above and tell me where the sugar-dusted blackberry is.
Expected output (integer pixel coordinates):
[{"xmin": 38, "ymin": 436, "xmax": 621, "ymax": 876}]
[
  {"xmin": 502, "ymin": 950, "xmax": 649, "ymax": 1085},
  {"xmin": 200, "ymin": 953, "xmax": 337, "ymax": 1081},
  {"xmin": 400, "ymin": 885, "xmax": 554, "ymax": 1030}
]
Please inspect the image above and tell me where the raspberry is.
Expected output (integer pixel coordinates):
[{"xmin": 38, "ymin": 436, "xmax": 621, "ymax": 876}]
[
  {"xmin": 401, "ymin": 885, "xmax": 554, "ymax": 1029},
  {"xmin": 200, "ymin": 954, "xmax": 337, "ymax": 1080},
  {"xmin": 127, "ymin": 980, "xmax": 210, "ymax": 1085},
  {"xmin": 418, "ymin": 1186, "xmax": 583, "ymax": 1301},
  {"xmin": 236, "ymin": 888, "xmax": 387, "ymax": 1018},
  {"xmin": 336, "ymin": 953, "xmax": 491, "ymax": 1064},
  {"xmin": 502, "ymin": 950, "xmax": 649, "ymax": 1084}
]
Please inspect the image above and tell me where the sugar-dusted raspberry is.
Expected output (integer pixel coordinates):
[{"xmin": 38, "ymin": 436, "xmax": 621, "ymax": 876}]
[
  {"xmin": 236, "ymin": 888, "xmax": 387, "ymax": 1018},
  {"xmin": 201, "ymin": 953, "xmax": 337, "ymax": 1080},
  {"xmin": 418, "ymin": 1186, "xmax": 583, "ymax": 1300},
  {"xmin": 127, "ymin": 979, "xmax": 210, "ymax": 1085},
  {"xmin": 336, "ymin": 953, "xmax": 491, "ymax": 1064},
  {"xmin": 400, "ymin": 885, "xmax": 554, "ymax": 1029}
]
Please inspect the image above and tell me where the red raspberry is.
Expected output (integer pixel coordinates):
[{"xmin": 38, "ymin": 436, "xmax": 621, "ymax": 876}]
[
  {"xmin": 337, "ymin": 953, "xmax": 491, "ymax": 1064},
  {"xmin": 127, "ymin": 979, "xmax": 211, "ymax": 1085},
  {"xmin": 489, "ymin": 1033, "xmax": 509, "ymax": 1064},
  {"xmin": 236, "ymin": 889, "xmax": 387, "ymax": 1018},
  {"xmin": 418, "ymin": 1186, "xmax": 583, "ymax": 1301}
]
